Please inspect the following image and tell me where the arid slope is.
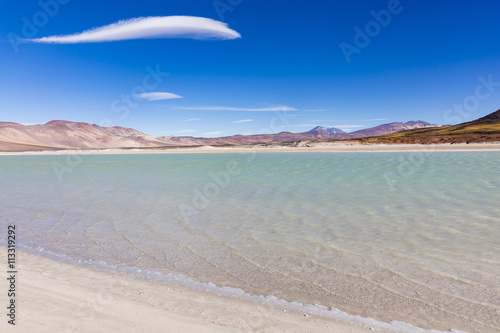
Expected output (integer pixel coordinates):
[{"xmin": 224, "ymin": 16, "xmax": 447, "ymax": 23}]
[{"xmin": 355, "ymin": 109, "xmax": 500, "ymax": 144}]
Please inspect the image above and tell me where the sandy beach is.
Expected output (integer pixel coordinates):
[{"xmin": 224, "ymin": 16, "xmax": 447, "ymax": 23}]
[
  {"xmin": 1, "ymin": 250, "xmax": 373, "ymax": 333},
  {"xmin": 1, "ymin": 142, "xmax": 500, "ymax": 156}
]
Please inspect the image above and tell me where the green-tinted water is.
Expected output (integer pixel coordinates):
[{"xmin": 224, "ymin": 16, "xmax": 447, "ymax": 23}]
[{"xmin": 1, "ymin": 152, "xmax": 499, "ymax": 332}]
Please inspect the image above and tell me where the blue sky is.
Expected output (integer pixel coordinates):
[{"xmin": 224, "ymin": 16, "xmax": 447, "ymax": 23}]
[{"xmin": 1, "ymin": 0, "xmax": 500, "ymax": 137}]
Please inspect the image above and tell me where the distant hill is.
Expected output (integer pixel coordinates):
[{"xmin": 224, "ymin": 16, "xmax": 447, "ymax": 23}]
[
  {"xmin": 0, "ymin": 120, "xmax": 166, "ymax": 152},
  {"xmin": 348, "ymin": 121, "xmax": 437, "ymax": 138},
  {"xmin": 460, "ymin": 108, "xmax": 500, "ymax": 126},
  {"xmin": 0, "ymin": 116, "xmax": 453, "ymax": 152},
  {"xmin": 357, "ymin": 109, "xmax": 500, "ymax": 144},
  {"xmin": 309, "ymin": 126, "xmax": 346, "ymax": 134}
]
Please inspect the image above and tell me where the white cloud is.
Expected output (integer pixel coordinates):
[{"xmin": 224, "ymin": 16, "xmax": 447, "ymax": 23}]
[
  {"xmin": 285, "ymin": 124, "xmax": 320, "ymax": 128},
  {"xmin": 232, "ymin": 119, "xmax": 253, "ymax": 123},
  {"xmin": 27, "ymin": 16, "xmax": 241, "ymax": 43},
  {"xmin": 175, "ymin": 105, "xmax": 297, "ymax": 112},
  {"xmin": 335, "ymin": 125, "xmax": 367, "ymax": 133},
  {"xmin": 312, "ymin": 118, "xmax": 390, "ymax": 122},
  {"xmin": 204, "ymin": 131, "xmax": 224, "ymax": 136},
  {"xmin": 182, "ymin": 118, "xmax": 201, "ymax": 122},
  {"xmin": 162, "ymin": 130, "xmax": 198, "ymax": 134},
  {"xmin": 135, "ymin": 92, "xmax": 183, "ymax": 101}
]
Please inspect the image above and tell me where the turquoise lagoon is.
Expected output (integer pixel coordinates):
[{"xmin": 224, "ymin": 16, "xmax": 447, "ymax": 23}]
[{"xmin": 1, "ymin": 151, "xmax": 499, "ymax": 332}]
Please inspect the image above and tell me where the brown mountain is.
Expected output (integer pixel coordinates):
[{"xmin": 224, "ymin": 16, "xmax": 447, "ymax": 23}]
[
  {"xmin": 0, "ymin": 121, "xmax": 166, "ymax": 152},
  {"xmin": 346, "ymin": 121, "xmax": 437, "ymax": 138},
  {"xmin": 459, "ymin": 108, "xmax": 500, "ymax": 126},
  {"xmin": 357, "ymin": 109, "xmax": 500, "ymax": 144},
  {"xmin": 309, "ymin": 126, "xmax": 346, "ymax": 134},
  {"xmin": 2, "ymin": 109, "xmax": 498, "ymax": 151},
  {"xmin": 0, "ymin": 118, "xmax": 437, "ymax": 152}
]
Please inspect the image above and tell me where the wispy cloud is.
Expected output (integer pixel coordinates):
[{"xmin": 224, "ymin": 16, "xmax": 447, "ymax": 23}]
[
  {"xmin": 162, "ymin": 129, "xmax": 197, "ymax": 134},
  {"xmin": 27, "ymin": 16, "xmax": 241, "ymax": 43},
  {"xmin": 232, "ymin": 119, "xmax": 253, "ymax": 123},
  {"xmin": 285, "ymin": 124, "xmax": 322, "ymax": 128},
  {"xmin": 312, "ymin": 118, "xmax": 390, "ymax": 122},
  {"xmin": 182, "ymin": 118, "xmax": 201, "ymax": 122},
  {"xmin": 135, "ymin": 92, "xmax": 183, "ymax": 101},
  {"xmin": 175, "ymin": 105, "xmax": 297, "ymax": 112},
  {"xmin": 204, "ymin": 131, "xmax": 224, "ymax": 136}
]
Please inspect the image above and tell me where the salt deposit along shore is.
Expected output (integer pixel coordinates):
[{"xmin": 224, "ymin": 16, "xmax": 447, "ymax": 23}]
[
  {"xmin": 0, "ymin": 250, "xmax": 372, "ymax": 333},
  {"xmin": 1, "ymin": 142, "xmax": 500, "ymax": 156},
  {"xmin": 1, "ymin": 144, "xmax": 497, "ymax": 332}
]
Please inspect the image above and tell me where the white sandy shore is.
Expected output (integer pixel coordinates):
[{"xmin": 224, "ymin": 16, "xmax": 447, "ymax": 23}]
[
  {"xmin": 1, "ymin": 142, "xmax": 500, "ymax": 156},
  {"xmin": 1, "ymin": 251, "xmax": 373, "ymax": 333}
]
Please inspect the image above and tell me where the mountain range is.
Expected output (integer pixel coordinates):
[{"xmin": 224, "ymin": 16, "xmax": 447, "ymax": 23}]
[
  {"xmin": 3, "ymin": 108, "xmax": 500, "ymax": 151},
  {"xmin": 3, "ymin": 108, "xmax": 499, "ymax": 151},
  {"xmin": 0, "ymin": 119, "xmax": 437, "ymax": 152},
  {"xmin": 309, "ymin": 126, "xmax": 346, "ymax": 134},
  {"xmin": 356, "ymin": 109, "xmax": 500, "ymax": 144}
]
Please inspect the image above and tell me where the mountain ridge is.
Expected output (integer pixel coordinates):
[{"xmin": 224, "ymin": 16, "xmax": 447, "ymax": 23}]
[
  {"xmin": 309, "ymin": 126, "xmax": 346, "ymax": 134},
  {"xmin": 0, "ymin": 118, "xmax": 443, "ymax": 152},
  {"xmin": 353, "ymin": 109, "xmax": 500, "ymax": 144}
]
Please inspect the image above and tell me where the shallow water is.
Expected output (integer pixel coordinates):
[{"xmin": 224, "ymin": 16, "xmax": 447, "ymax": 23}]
[{"xmin": 1, "ymin": 152, "xmax": 499, "ymax": 332}]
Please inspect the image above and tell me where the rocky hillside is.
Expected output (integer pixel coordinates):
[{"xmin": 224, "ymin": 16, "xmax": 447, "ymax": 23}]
[
  {"xmin": 0, "ymin": 121, "xmax": 165, "ymax": 151},
  {"xmin": 308, "ymin": 126, "xmax": 346, "ymax": 134},
  {"xmin": 0, "ymin": 118, "xmax": 439, "ymax": 152},
  {"xmin": 355, "ymin": 109, "xmax": 500, "ymax": 144},
  {"xmin": 348, "ymin": 121, "xmax": 437, "ymax": 138}
]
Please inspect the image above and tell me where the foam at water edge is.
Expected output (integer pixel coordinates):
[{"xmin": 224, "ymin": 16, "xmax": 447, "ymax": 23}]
[{"xmin": 6, "ymin": 244, "xmax": 468, "ymax": 333}]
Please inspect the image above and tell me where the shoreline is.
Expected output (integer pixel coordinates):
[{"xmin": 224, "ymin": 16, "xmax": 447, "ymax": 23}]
[
  {"xmin": 2, "ymin": 145, "xmax": 497, "ymax": 332},
  {"xmin": 1, "ymin": 142, "xmax": 500, "ymax": 155},
  {"xmin": 1, "ymin": 250, "xmax": 373, "ymax": 332}
]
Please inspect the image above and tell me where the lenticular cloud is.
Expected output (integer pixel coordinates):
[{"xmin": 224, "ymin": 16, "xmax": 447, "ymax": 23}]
[
  {"xmin": 135, "ymin": 92, "xmax": 183, "ymax": 101},
  {"xmin": 28, "ymin": 16, "xmax": 241, "ymax": 43}
]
